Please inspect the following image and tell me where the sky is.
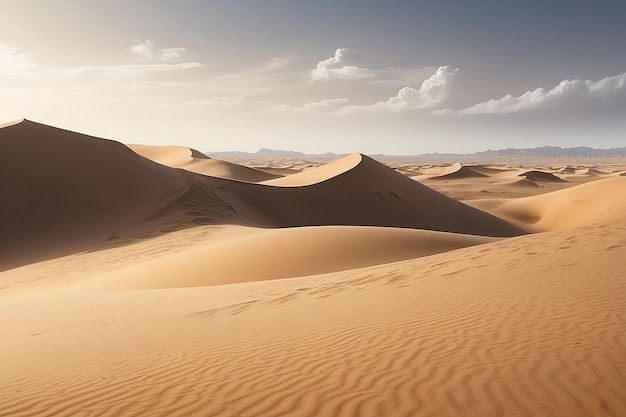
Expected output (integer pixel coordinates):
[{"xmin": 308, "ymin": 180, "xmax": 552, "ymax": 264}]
[{"xmin": 1, "ymin": 0, "xmax": 625, "ymax": 154}]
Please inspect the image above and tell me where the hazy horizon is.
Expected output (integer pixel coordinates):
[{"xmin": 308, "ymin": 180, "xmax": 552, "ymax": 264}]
[{"xmin": 2, "ymin": 1, "xmax": 625, "ymax": 154}]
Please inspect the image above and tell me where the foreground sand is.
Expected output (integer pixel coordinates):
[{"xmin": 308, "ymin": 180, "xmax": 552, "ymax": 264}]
[{"xmin": 1, "ymin": 120, "xmax": 625, "ymax": 416}]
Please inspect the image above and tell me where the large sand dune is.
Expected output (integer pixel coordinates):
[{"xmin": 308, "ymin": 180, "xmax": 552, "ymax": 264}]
[
  {"xmin": 1, "ymin": 120, "xmax": 624, "ymax": 417},
  {"xmin": 0, "ymin": 120, "xmax": 525, "ymax": 270},
  {"xmin": 0, "ymin": 120, "xmax": 188, "ymax": 268}
]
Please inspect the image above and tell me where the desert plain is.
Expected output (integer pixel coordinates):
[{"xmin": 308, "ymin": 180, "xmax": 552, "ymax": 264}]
[{"xmin": 1, "ymin": 119, "xmax": 625, "ymax": 416}]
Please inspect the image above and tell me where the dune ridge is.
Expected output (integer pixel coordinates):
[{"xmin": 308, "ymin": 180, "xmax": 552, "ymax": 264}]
[
  {"xmin": 518, "ymin": 170, "xmax": 564, "ymax": 182},
  {"xmin": 129, "ymin": 144, "xmax": 280, "ymax": 182},
  {"xmin": 0, "ymin": 120, "xmax": 525, "ymax": 270},
  {"xmin": 168, "ymin": 153, "xmax": 528, "ymax": 236}
]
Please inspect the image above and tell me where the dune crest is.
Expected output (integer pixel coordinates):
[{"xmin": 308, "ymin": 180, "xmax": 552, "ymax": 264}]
[
  {"xmin": 173, "ymin": 152, "xmax": 528, "ymax": 236},
  {"xmin": 0, "ymin": 121, "xmax": 525, "ymax": 270},
  {"xmin": 128, "ymin": 144, "xmax": 280, "ymax": 182},
  {"xmin": 518, "ymin": 170, "xmax": 564, "ymax": 182},
  {"xmin": 261, "ymin": 153, "xmax": 363, "ymax": 186}
]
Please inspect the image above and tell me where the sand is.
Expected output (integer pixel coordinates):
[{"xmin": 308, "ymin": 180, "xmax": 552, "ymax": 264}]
[{"xmin": 1, "ymin": 120, "xmax": 625, "ymax": 416}]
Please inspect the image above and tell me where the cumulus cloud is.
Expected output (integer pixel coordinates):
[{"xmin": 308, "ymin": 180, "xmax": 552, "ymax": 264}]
[
  {"xmin": 129, "ymin": 40, "xmax": 188, "ymax": 62},
  {"xmin": 309, "ymin": 48, "xmax": 437, "ymax": 86},
  {"xmin": 309, "ymin": 48, "xmax": 375, "ymax": 81},
  {"xmin": 337, "ymin": 65, "xmax": 459, "ymax": 114},
  {"xmin": 441, "ymin": 72, "xmax": 626, "ymax": 115}
]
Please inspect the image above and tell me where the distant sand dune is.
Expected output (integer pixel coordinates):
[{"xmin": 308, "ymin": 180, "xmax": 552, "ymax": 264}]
[
  {"xmin": 508, "ymin": 178, "xmax": 539, "ymax": 187},
  {"xmin": 429, "ymin": 164, "xmax": 488, "ymax": 179},
  {"xmin": 518, "ymin": 170, "xmax": 564, "ymax": 182},
  {"xmin": 467, "ymin": 176, "xmax": 626, "ymax": 232},
  {"xmin": 129, "ymin": 143, "xmax": 280, "ymax": 182}
]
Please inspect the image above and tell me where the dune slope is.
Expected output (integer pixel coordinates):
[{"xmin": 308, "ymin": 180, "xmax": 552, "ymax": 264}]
[
  {"xmin": 0, "ymin": 120, "xmax": 525, "ymax": 272},
  {"xmin": 467, "ymin": 176, "xmax": 626, "ymax": 232},
  {"xmin": 174, "ymin": 153, "xmax": 527, "ymax": 237},
  {"xmin": 74, "ymin": 226, "xmax": 497, "ymax": 290},
  {"xmin": 1, "ymin": 217, "xmax": 624, "ymax": 417},
  {"xmin": 0, "ymin": 120, "xmax": 188, "ymax": 268}
]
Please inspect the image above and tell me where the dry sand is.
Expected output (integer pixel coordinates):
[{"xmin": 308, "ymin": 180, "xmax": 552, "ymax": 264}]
[{"xmin": 1, "ymin": 120, "xmax": 625, "ymax": 416}]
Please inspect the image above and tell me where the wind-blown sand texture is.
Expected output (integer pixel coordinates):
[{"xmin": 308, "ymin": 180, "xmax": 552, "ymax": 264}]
[{"xmin": 1, "ymin": 120, "xmax": 625, "ymax": 417}]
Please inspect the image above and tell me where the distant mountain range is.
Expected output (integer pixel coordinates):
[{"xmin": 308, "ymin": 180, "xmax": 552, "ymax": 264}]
[
  {"xmin": 448, "ymin": 145, "xmax": 626, "ymax": 158},
  {"xmin": 207, "ymin": 145, "xmax": 626, "ymax": 160}
]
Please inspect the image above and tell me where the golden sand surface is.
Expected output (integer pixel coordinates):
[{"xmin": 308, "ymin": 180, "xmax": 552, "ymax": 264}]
[{"xmin": 1, "ymin": 120, "xmax": 625, "ymax": 416}]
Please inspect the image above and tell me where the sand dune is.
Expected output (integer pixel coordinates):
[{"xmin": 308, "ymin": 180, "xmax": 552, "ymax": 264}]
[
  {"xmin": 1, "ymin": 217, "xmax": 624, "ymax": 417},
  {"xmin": 1, "ymin": 119, "xmax": 624, "ymax": 417},
  {"xmin": 429, "ymin": 164, "xmax": 517, "ymax": 180},
  {"xmin": 174, "ymin": 153, "xmax": 527, "ymax": 236},
  {"xmin": 0, "ymin": 121, "xmax": 523, "ymax": 269},
  {"xmin": 508, "ymin": 178, "xmax": 539, "ymax": 187},
  {"xmin": 74, "ymin": 226, "xmax": 497, "ymax": 290},
  {"xmin": 0, "ymin": 120, "xmax": 188, "ymax": 269},
  {"xmin": 467, "ymin": 176, "xmax": 626, "ymax": 232},
  {"xmin": 431, "ymin": 165, "xmax": 488, "ymax": 179},
  {"xmin": 518, "ymin": 169, "xmax": 564, "ymax": 182},
  {"xmin": 129, "ymin": 143, "xmax": 280, "ymax": 182}
]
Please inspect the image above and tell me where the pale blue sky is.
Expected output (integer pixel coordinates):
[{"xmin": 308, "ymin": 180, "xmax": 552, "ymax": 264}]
[{"xmin": 1, "ymin": 1, "xmax": 625, "ymax": 153}]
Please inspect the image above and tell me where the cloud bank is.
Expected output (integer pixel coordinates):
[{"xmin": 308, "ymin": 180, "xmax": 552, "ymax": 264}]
[
  {"xmin": 0, "ymin": 42, "xmax": 202, "ymax": 79},
  {"xmin": 337, "ymin": 65, "xmax": 459, "ymax": 114},
  {"xmin": 438, "ymin": 72, "xmax": 626, "ymax": 115}
]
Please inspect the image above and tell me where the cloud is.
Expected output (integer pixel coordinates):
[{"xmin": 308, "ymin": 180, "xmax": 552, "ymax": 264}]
[
  {"xmin": 192, "ymin": 95, "xmax": 351, "ymax": 115},
  {"xmin": 0, "ymin": 43, "xmax": 203, "ymax": 79},
  {"xmin": 266, "ymin": 98, "xmax": 351, "ymax": 114},
  {"xmin": 309, "ymin": 48, "xmax": 375, "ymax": 81},
  {"xmin": 198, "ymin": 64, "xmax": 459, "ymax": 115},
  {"xmin": 337, "ymin": 65, "xmax": 459, "ymax": 114},
  {"xmin": 0, "ymin": 45, "xmax": 37, "ymax": 75},
  {"xmin": 309, "ymin": 48, "xmax": 437, "ymax": 86},
  {"xmin": 129, "ymin": 40, "xmax": 188, "ymax": 62},
  {"xmin": 440, "ymin": 72, "xmax": 626, "ymax": 115}
]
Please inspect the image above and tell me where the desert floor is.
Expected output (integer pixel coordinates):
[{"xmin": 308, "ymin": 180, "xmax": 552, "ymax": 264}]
[{"xmin": 1, "ymin": 120, "xmax": 625, "ymax": 416}]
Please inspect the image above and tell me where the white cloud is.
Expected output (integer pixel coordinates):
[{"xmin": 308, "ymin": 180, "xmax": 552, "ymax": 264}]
[
  {"xmin": 309, "ymin": 48, "xmax": 375, "ymax": 81},
  {"xmin": 442, "ymin": 72, "xmax": 626, "ymax": 115},
  {"xmin": 0, "ymin": 43, "xmax": 202, "ymax": 79},
  {"xmin": 0, "ymin": 45, "xmax": 38, "ymax": 75},
  {"xmin": 192, "ymin": 95, "xmax": 351, "ymax": 115},
  {"xmin": 266, "ymin": 98, "xmax": 351, "ymax": 114},
  {"xmin": 337, "ymin": 65, "xmax": 459, "ymax": 114},
  {"xmin": 194, "ymin": 95, "xmax": 257, "ymax": 107},
  {"xmin": 129, "ymin": 40, "xmax": 187, "ymax": 62},
  {"xmin": 309, "ymin": 48, "xmax": 437, "ymax": 86}
]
